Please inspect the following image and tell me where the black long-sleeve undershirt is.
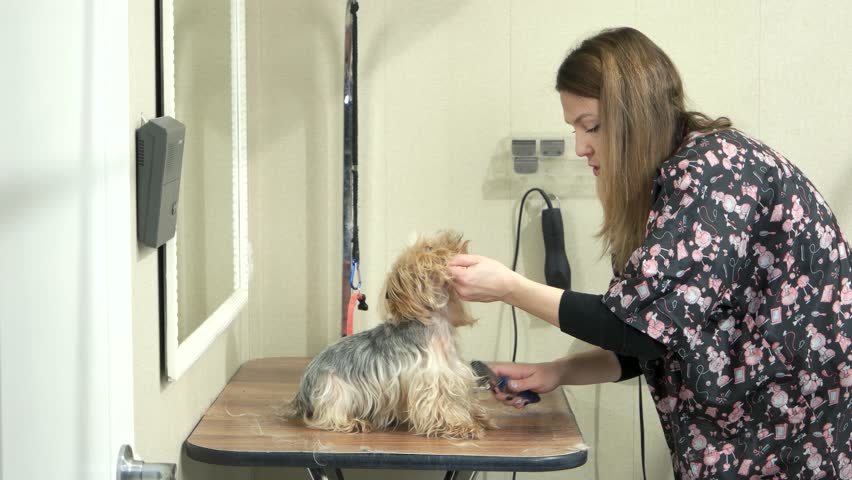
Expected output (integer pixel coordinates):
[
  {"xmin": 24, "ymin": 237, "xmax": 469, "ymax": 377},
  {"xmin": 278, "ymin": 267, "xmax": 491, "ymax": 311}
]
[
  {"xmin": 558, "ymin": 290, "xmax": 666, "ymax": 381},
  {"xmin": 613, "ymin": 354, "xmax": 643, "ymax": 382}
]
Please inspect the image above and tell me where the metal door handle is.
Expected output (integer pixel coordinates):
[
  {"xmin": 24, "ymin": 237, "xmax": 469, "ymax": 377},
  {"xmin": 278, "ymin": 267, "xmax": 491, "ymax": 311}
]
[{"xmin": 116, "ymin": 445, "xmax": 176, "ymax": 480}]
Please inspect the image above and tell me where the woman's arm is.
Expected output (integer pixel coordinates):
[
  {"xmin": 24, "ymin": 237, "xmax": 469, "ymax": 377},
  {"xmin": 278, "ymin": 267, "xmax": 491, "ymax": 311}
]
[
  {"xmin": 449, "ymin": 254, "xmax": 562, "ymax": 325},
  {"xmin": 450, "ymin": 254, "xmax": 666, "ymax": 361},
  {"xmin": 505, "ymin": 274, "xmax": 563, "ymax": 327},
  {"xmin": 490, "ymin": 347, "xmax": 624, "ymax": 407},
  {"xmin": 491, "ymin": 348, "xmax": 623, "ymax": 392},
  {"xmin": 553, "ymin": 347, "xmax": 623, "ymax": 385}
]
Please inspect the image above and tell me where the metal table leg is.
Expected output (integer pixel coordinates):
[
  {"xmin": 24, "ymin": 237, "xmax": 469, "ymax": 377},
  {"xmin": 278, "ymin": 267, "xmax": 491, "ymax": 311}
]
[
  {"xmin": 306, "ymin": 468, "xmax": 344, "ymax": 480},
  {"xmin": 443, "ymin": 471, "xmax": 479, "ymax": 480}
]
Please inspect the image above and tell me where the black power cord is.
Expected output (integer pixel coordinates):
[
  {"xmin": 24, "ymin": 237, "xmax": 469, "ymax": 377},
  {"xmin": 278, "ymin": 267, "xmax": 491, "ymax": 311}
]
[
  {"xmin": 512, "ymin": 187, "xmax": 571, "ymax": 480},
  {"xmin": 510, "ymin": 187, "xmax": 570, "ymax": 362},
  {"xmin": 508, "ymin": 188, "xmax": 648, "ymax": 480}
]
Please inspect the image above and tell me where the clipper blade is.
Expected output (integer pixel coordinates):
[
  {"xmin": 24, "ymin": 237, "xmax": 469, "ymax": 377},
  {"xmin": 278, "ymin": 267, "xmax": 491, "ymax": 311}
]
[{"xmin": 470, "ymin": 360, "xmax": 500, "ymax": 389}]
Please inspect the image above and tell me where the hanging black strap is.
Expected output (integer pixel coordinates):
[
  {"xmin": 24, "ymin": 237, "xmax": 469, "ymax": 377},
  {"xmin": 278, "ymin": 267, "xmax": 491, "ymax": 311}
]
[
  {"xmin": 346, "ymin": 1, "xmax": 366, "ymax": 314},
  {"xmin": 350, "ymin": 0, "xmax": 361, "ymax": 274}
]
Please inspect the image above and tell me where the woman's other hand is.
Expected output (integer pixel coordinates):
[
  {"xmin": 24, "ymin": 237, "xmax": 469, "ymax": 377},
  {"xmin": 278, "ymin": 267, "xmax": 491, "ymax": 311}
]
[
  {"xmin": 449, "ymin": 254, "xmax": 521, "ymax": 303},
  {"xmin": 488, "ymin": 361, "xmax": 562, "ymax": 409}
]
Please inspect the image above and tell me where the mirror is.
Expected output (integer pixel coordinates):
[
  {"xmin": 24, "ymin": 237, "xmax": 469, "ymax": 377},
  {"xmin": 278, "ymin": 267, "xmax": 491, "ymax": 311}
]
[
  {"xmin": 174, "ymin": 0, "xmax": 235, "ymax": 342},
  {"xmin": 162, "ymin": 0, "xmax": 248, "ymax": 380}
]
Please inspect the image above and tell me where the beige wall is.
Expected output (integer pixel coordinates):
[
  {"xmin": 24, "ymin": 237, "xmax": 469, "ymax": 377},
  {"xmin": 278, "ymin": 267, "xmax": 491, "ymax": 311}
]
[
  {"xmin": 127, "ymin": 1, "xmax": 852, "ymax": 479},
  {"xmin": 245, "ymin": 0, "xmax": 342, "ymax": 362}
]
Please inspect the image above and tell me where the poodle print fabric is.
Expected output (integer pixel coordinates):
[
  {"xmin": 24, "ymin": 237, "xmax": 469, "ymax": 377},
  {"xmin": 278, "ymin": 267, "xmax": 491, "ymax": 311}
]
[{"xmin": 602, "ymin": 130, "xmax": 852, "ymax": 479}]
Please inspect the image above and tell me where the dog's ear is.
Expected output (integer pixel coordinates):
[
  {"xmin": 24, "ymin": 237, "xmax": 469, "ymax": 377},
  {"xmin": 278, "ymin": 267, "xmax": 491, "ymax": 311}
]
[
  {"xmin": 384, "ymin": 234, "xmax": 461, "ymax": 324},
  {"xmin": 383, "ymin": 231, "xmax": 473, "ymax": 325},
  {"xmin": 384, "ymin": 269, "xmax": 448, "ymax": 325}
]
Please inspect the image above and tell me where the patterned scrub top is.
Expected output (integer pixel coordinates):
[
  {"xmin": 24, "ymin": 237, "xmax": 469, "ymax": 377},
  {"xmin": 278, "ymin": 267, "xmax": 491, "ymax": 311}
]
[{"xmin": 602, "ymin": 129, "xmax": 852, "ymax": 479}]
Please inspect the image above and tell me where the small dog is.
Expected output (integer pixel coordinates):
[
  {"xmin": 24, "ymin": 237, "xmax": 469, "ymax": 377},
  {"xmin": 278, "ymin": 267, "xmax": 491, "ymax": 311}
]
[{"xmin": 289, "ymin": 231, "xmax": 491, "ymax": 439}]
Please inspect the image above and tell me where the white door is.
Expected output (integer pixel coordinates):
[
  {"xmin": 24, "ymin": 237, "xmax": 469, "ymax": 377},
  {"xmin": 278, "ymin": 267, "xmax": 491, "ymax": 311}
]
[{"xmin": 0, "ymin": 1, "xmax": 135, "ymax": 479}]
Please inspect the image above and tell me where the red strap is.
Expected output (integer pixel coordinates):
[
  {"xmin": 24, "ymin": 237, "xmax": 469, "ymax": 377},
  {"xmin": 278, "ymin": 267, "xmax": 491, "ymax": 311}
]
[{"xmin": 345, "ymin": 292, "xmax": 359, "ymax": 336}]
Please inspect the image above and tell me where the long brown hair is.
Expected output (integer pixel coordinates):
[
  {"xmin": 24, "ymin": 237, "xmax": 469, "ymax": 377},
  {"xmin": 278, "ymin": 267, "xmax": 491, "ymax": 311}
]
[{"xmin": 556, "ymin": 27, "xmax": 731, "ymax": 270}]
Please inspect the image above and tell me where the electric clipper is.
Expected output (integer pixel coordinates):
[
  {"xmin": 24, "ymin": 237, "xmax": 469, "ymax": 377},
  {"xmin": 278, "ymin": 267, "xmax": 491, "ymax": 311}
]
[
  {"xmin": 470, "ymin": 360, "xmax": 541, "ymax": 405},
  {"xmin": 541, "ymin": 207, "xmax": 571, "ymax": 290}
]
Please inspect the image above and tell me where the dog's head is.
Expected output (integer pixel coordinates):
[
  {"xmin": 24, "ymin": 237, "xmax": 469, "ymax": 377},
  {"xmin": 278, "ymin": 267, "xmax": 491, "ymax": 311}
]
[{"xmin": 383, "ymin": 230, "xmax": 475, "ymax": 327}]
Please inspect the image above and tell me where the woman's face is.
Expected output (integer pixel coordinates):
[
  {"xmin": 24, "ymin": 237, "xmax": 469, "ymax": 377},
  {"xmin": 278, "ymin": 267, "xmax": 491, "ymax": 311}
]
[{"xmin": 560, "ymin": 91, "xmax": 602, "ymax": 177}]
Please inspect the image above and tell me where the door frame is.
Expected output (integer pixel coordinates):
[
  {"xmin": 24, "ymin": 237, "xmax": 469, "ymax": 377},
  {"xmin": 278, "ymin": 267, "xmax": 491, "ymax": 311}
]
[{"xmin": 101, "ymin": 0, "xmax": 136, "ymax": 459}]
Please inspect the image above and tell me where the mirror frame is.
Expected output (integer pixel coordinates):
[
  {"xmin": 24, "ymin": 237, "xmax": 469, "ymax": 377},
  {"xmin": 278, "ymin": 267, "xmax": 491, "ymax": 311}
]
[{"xmin": 161, "ymin": 0, "xmax": 249, "ymax": 381}]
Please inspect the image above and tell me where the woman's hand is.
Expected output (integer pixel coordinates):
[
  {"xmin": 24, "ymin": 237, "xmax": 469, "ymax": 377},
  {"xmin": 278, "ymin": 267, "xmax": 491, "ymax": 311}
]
[
  {"xmin": 488, "ymin": 361, "xmax": 562, "ymax": 409},
  {"xmin": 450, "ymin": 253, "xmax": 563, "ymax": 327},
  {"xmin": 448, "ymin": 254, "xmax": 521, "ymax": 303}
]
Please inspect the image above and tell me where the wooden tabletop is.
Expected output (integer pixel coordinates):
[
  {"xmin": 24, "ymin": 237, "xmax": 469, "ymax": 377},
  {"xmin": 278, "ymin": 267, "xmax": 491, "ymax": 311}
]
[{"xmin": 185, "ymin": 357, "xmax": 588, "ymax": 471}]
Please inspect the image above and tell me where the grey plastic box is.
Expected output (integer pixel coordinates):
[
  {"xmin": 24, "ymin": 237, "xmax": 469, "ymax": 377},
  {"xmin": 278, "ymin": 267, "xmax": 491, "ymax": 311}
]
[{"xmin": 136, "ymin": 116, "xmax": 186, "ymax": 248}]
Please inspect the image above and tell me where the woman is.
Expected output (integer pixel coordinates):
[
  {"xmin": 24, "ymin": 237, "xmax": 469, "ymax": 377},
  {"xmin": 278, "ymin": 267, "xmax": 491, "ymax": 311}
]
[{"xmin": 450, "ymin": 27, "xmax": 852, "ymax": 479}]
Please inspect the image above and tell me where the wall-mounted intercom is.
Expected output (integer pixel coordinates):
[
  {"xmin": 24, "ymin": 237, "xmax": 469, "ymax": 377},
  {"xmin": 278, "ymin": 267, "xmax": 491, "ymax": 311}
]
[{"xmin": 136, "ymin": 116, "xmax": 186, "ymax": 248}]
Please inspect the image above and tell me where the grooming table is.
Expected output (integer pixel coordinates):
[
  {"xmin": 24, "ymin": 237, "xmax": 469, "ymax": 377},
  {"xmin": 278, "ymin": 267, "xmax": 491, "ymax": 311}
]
[{"xmin": 185, "ymin": 357, "xmax": 588, "ymax": 479}]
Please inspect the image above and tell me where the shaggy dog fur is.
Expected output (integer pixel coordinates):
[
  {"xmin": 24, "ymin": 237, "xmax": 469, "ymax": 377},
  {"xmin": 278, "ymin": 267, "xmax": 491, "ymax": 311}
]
[{"xmin": 288, "ymin": 231, "xmax": 491, "ymax": 439}]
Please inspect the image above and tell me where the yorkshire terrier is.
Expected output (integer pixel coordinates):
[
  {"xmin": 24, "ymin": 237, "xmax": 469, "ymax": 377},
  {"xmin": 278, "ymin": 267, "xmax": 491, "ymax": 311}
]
[{"xmin": 289, "ymin": 231, "xmax": 491, "ymax": 439}]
